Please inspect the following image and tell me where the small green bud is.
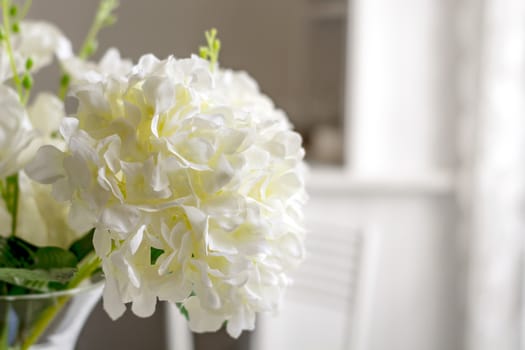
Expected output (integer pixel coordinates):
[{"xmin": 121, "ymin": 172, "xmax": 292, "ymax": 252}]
[
  {"xmin": 85, "ymin": 41, "xmax": 97, "ymax": 57},
  {"xmin": 60, "ymin": 74, "xmax": 71, "ymax": 87},
  {"xmin": 22, "ymin": 74, "xmax": 32, "ymax": 90},
  {"xmin": 9, "ymin": 5, "xmax": 18, "ymax": 17},
  {"xmin": 25, "ymin": 58, "xmax": 33, "ymax": 71},
  {"xmin": 199, "ymin": 47, "xmax": 208, "ymax": 59},
  {"xmin": 200, "ymin": 28, "xmax": 221, "ymax": 68},
  {"xmin": 12, "ymin": 22, "xmax": 20, "ymax": 33},
  {"xmin": 0, "ymin": 29, "xmax": 4, "ymax": 41}
]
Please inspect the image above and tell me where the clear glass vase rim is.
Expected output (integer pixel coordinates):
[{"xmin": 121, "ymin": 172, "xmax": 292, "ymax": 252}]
[{"xmin": 0, "ymin": 278, "xmax": 104, "ymax": 301}]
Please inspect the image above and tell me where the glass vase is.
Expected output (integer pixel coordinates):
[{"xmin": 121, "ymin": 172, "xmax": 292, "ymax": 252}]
[{"xmin": 0, "ymin": 279, "xmax": 103, "ymax": 350}]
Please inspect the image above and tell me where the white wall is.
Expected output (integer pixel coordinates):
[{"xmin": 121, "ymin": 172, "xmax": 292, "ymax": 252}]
[
  {"xmin": 308, "ymin": 180, "xmax": 461, "ymax": 350},
  {"xmin": 346, "ymin": 0, "xmax": 461, "ymax": 349}
]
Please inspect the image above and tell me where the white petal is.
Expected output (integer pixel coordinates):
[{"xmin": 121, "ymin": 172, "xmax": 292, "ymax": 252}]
[
  {"xmin": 27, "ymin": 93, "xmax": 65, "ymax": 136},
  {"xmin": 0, "ymin": 85, "xmax": 36, "ymax": 177},
  {"xmin": 101, "ymin": 205, "xmax": 141, "ymax": 233},
  {"xmin": 129, "ymin": 225, "xmax": 146, "ymax": 255},
  {"xmin": 143, "ymin": 76, "xmax": 174, "ymax": 115},
  {"xmin": 93, "ymin": 226, "xmax": 112, "ymax": 257},
  {"xmin": 184, "ymin": 296, "xmax": 225, "ymax": 333},
  {"xmin": 102, "ymin": 274, "xmax": 127, "ymax": 320},
  {"xmin": 69, "ymin": 200, "xmax": 96, "ymax": 233},
  {"xmin": 0, "ymin": 21, "xmax": 73, "ymax": 81},
  {"xmin": 226, "ymin": 306, "xmax": 256, "ymax": 338},
  {"xmin": 59, "ymin": 117, "xmax": 79, "ymax": 141},
  {"xmin": 131, "ymin": 291, "xmax": 157, "ymax": 318},
  {"xmin": 25, "ymin": 145, "xmax": 65, "ymax": 184}
]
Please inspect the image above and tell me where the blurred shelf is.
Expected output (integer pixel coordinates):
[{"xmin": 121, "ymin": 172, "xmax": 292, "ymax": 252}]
[{"xmin": 307, "ymin": 166, "xmax": 456, "ymax": 196}]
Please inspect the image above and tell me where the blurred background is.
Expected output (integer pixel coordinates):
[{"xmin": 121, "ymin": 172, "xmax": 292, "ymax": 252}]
[{"xmin": 29, "ymin": 0, "xmax": 525, "ymax": 350}]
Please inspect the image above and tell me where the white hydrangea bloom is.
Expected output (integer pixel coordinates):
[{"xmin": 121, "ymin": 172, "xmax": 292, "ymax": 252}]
[
  {"xmin": 0, "ymin": 85, "xmax": 36, "ymax": 178},
  {"xmin": 0, "ymin": 21, "xmax": 73, "ymax": 82},
  {"xmin": 62, "ymin": 48, "xmax": 133, "ymax": 83},
  {"xmin": 27, "ymin": 55, "xmax": 307, "ymax": 338},
  {"xmin": 0, "ymin": 171, "xmax": 81, "ymax": 248},
  {"xmin": 0, "ymin": 85, "xmax": 79, "ymax": 247},
  {"xmin": 27, "ymin": 92, "xmax": 64, "ymax": 139}
]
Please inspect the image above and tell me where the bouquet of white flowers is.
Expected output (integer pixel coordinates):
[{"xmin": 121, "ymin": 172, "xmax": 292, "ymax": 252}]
[{"xmin": 1, "ymin": 0, "xmax": 306, "ymax": 347}]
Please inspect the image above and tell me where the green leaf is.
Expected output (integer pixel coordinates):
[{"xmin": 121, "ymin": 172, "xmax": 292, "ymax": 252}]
[
  {"xmin": 0, "ymin": 237, "xmax": 12, "ymax": 267},
  {"xmin": 0, "ymin": 268, "xmax": 76, "ymax": 293},
  {"xmin": 6, "ymin": 284, "xmax": 32, "ymax": 296},
  {"xmin": 69, "ymin": 228, "xmax": 95, "ymax": 261},
  {"xmin": 34, "ymin": 247, "xmax": 78, "ymax": 269},
  {"xmin": 176, "ymin": 302, "xmax": 189, "ymax": 321},
  {"xmin": 150, "ymin": 247, "xmax": 164, "ymax": 265},
  {"xmin": 0, "ymin": 237, "xmax": 37, "ymax": 268}
]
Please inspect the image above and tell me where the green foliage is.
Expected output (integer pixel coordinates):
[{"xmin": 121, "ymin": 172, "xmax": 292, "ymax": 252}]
[
  {"xmin": 34, "ymin": 248, "xmax": 77, "ymax": 269},
  {"xmin": 21, "ymin": 73, "xmax": 32, "ymax": 90},
  {"xmin": 0, "ymin": 228, "xmax": 97, "ymax": 295},
  {"xmin": 0, "ymin": 268, "xmax": 75, "ymax": 293},
  {"xmin": 59, "ymin": 0, "xmax": 119, "ymax": 100},
  {"xmin": 69, "ymin": 228, "xmax": 95, "ymax": 261},
  {"xmin": 8, "ymin": 4, "xmax": 16, "ymax": 17},
  {"xmin": 78, "ymin": 0, "xmax": 119, "ymax": 60},
  {"xmin": 96, "ymin": 0, "xmax": 119, "ymax": 27},
  {"xmin": 199, "ymin": 28, "xmax": 221, "ymax": 68},
  {"xmin": 0, "ymin": 236, "xmax": 37, "ymax": 268},
  {"xmin": 176, "ymin": 302, "xmax": 189, "ymax": 321},
  {"xmin": 1, "ymin": 174, "xmax": 20, "ymax": 236},
  {"xmin": 60, "ymin": 73, "xmax": 70, "ymax": 87},
  {"xmin": 24, "ymin": 57, "xmax": 33, "ymax": 70},
  {"xmin": 150, "ymin": 247, "xmax": 164, "ymax": 265}
]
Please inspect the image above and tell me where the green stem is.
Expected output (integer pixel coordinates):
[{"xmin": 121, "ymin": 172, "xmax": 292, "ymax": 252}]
[
  {"xmin": 66, "ymin": 254, "xmax": 101, "ymax": 290},
  {"xmin": 19, "ymin": 255, "xmax": 101, "ymax": 350},
  {"xmin": 20, "ymin": 296, "xmax": 68, "ymax": 350},
  {"xmin": 58, "ymin": 0, "xmax": 118, "ymax": 100},
  {"xmin": 18, "ymin": 0, "xmax": 32, "ymax": 20},
  {"xmin": 57, "ymin": 74, "xmax": 69, "ymax": 101},
  {"xmin": 2, "ymin": 0, "xmax": 23, "ymax": 97},
  {"xmin": 0, "ymin": 175, "xmax": 20, "ymax": 238},
  {"xmin": 21, "ymin": 85, "xmax": 30, "ymax": 105},
  {"xmin": 10, "ymin": 176, "xmax": 18, "ymax": 238},
  {"xmin": 78, "ymin": 17, "xmax": 101, "ymax": 60},
  {"xmin": 2, "ymin": 0, "xmax": 24, "ymax": 240}
]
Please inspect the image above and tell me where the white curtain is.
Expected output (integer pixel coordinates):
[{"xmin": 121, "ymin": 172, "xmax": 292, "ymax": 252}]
[{"xmin": 459, "ymin": 0, "xmax": 525, "ymax": 349}]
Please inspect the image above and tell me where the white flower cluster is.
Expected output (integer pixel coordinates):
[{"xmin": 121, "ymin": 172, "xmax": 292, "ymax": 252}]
[
  {"xmin": 0, "ymin": 20, "xmax": 130, "ymax": 248},
  {"xmin": 0, "ymin": 21, "xmax": 73, "ymax": 82},
  {"xmin": 62, "ymin": 47, "xmax": 133, "ymax": 84},
  {"xmin": 0, "ymin": 85, "xmax": 35, "ymax": 179},
  {"xmin": 0, "ymin": 85, "xmax": 81, "ymax": 247},
  {"xmin": 28, "ymin": 55, "xmax": 307, "ymax": 337}
]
